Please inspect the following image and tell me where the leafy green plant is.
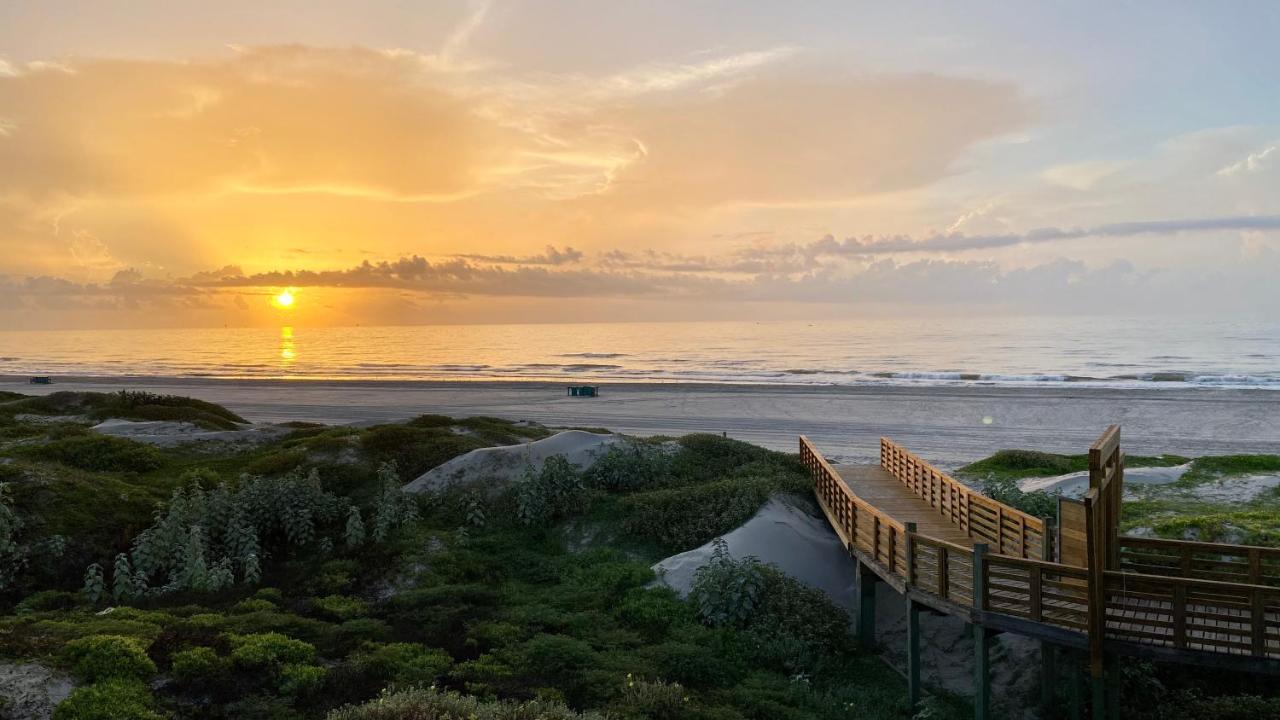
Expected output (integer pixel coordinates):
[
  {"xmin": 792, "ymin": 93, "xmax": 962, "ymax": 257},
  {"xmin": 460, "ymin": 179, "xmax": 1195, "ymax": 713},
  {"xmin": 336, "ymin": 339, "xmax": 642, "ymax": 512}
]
[
  {"xmin": 62, "ymin": 634, "xmax": 157, "ymax": 682},
  {"xmin": 585, "ymin": 441, "xmax": 670, "ymax": 491},
  {"xmin": 516, "ymin": 456, "xmax": 583, "ymax": 526},
  {"xmin": 689, "ymin": 539, "xmax": 763, "ymax": 628},
  {"xmin": 980, "ymin": 476, "xmax": 1058, "ymax": 518},
  {"xmin": 52, "ymin": 678, "xmax": 162, "ymax": 720}
]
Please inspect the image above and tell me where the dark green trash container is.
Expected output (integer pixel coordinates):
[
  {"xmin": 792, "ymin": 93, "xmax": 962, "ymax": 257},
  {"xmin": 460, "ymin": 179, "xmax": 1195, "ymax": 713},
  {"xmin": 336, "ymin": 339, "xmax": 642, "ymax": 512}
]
[{"xmin": 567, "ymin": 386, "xmax": 599, "ymax": 397}]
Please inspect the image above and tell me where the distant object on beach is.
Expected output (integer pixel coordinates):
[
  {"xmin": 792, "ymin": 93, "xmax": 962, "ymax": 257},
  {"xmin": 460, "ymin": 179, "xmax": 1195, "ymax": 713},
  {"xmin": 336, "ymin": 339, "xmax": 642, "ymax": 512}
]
[
  {"xmin": 566, "ymin": 385, "xmax": 599, "ymax": 397},
  {"xmin": 28, "ymin": 376, "xmax": 53, "ymax": 385}
]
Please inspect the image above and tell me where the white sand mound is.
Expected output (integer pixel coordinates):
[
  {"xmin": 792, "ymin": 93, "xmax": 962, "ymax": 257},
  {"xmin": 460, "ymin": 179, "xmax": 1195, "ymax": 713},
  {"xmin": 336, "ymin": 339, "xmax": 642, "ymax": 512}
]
[
  {"xmin": 652, "ymin": 495, "xmax": 856, "ymax": 608},
  {"xmin": 403, "ymin": 430, "xmax": 625, "ymax": 494},
  {"xmin": 872, "ymin": 583, "xmax": 1041, "ymax": 720},
  {"xmin": 0, "ymin": 662, "xmax": 74, "ymax": 720},
  {"xmin": 92, "ymin": 418, "xmax": 288, "ymax": 448},
  {"xmin": 1017, "ymin": 463, "xmax": 1190, "ymax": 497}
]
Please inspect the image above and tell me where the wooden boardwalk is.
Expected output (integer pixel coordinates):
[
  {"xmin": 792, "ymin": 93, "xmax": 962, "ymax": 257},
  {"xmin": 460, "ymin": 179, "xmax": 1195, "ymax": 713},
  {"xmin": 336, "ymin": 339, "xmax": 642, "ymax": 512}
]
[
  {"xmin": 801, "ymin": 430, "xmax": 1280, "ymax": 718},
  {"xmin": 833, "ymin": 464, "xmax": 974, "ymax": 548}
]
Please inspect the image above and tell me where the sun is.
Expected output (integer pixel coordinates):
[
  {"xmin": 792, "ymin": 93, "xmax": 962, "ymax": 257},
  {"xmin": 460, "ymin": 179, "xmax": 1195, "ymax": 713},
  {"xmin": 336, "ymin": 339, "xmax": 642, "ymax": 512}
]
[{"xmin": 272, "ymin": 289, "xmax": 296, "ymax": 309}]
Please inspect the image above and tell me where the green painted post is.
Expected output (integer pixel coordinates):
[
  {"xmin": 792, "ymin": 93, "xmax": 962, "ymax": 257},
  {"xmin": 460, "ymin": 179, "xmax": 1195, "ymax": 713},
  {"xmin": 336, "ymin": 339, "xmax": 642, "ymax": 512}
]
[
  {"xmin": 972, "ymin": 543, "xmax": 990, "ymax": 720},
  {"xmin": 908, "ymin": 599, "xmax": 921, "ymax": 710},
  {"xmin": 1091, "ymin": 675, "xmax": 1106, "ymax": 720},
  {"xmin": 1068, "ymin": 651, "xmax": 1084, "ymax": 720},
  {"xmin": 1040, "ymin": 641, "xmax": 1056, "ymax": 714},
  {"xmin": 856, "ymin": 561, "xmax": 878, "ymax": 646}
]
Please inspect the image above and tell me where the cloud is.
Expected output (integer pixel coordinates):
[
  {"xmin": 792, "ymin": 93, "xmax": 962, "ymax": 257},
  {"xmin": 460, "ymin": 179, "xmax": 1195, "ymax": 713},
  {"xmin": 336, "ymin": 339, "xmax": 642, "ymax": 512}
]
[
  {"xmin": 457, "ymin": 245, "xmax": 584, "ymax": 265},
  {"xmin": 779, "ymin": 213, "xmax": 1280, "ymax": 257},
  {"xmin": 1217, "ymin": 144, "xmax": 1278, "ymax": 176}
]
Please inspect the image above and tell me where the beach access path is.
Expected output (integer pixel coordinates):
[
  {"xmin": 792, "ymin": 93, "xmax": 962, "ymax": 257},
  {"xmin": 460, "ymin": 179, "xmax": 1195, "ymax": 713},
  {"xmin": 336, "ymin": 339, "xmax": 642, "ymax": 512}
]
[{"xmin": 5, "ymin": 377, "xmax": 1279, "ymax": 465}]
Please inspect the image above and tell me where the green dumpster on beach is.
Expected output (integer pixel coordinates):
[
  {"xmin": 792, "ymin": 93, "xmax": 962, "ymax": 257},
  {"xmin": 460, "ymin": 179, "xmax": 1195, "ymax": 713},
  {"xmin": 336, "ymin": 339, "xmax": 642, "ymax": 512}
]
[{"xmin": 567, "ymin": 385, "xmax": 599, "ymax": 397}]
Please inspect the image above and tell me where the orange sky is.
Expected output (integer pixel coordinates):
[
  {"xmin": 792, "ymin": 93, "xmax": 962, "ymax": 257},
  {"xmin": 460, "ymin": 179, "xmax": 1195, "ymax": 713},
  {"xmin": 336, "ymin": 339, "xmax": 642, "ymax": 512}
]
[{"xmin": 1, "ymin": 2, "xmax": 1278, "ymax": 328}]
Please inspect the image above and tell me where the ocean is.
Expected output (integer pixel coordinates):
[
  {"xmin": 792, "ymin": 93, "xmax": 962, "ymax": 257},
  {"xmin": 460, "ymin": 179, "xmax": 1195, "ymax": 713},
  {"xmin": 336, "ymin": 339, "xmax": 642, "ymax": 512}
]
[{"xmin": 2, "ymin": 316, "xmax": 1278, "ymax": 389}]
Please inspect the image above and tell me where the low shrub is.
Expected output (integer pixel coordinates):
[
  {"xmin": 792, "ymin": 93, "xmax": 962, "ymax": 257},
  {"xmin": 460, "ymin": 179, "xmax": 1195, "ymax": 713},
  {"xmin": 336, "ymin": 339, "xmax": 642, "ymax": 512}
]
[
  {"xmin": 15, "ymin": 590, "xmax": 84, "ymax": 614},
  {"xmin": 689, "ymin": 540, "xmax": 763, "ymax": 629},
  {"xmin": 170, "ymin": 646, "xmax": 229, "ymax": 684},
  {"xmin": 622, "ymin": 474, "xmax": 800, "ymax": 552},
  {"xmin": 20, "ymin": 435, "xmax": 164, "ymax": 473},
  {"xmin": 584, "ymin": 442, "xmax": 670, "ymax": 491},
  {"xmin": 328, "ymin": 687, "xmax": 609, "ymax": 720},
  {"xmin": 229, "ymin": 632, "xmax": 317, "ymax": 669},
  {"xmin": 280, "ymin": 662, "xmax": 327, "ymax": 696},
  {"xmin": 516, "ymin": 456, "xmax": 583, "ymax": 526},
  {"xmin": 350, "ymin": 642, "xmax": 452, "ymax": 687},
  {"xmin": 62, "ymin": 634, "xmax": 157, "ymax": 682},
  {"xmin": 980, "ymin": 476, "xmax": 1058, "ymax": 519},
  {"xmin": 311, "ymin": 594, "xmax": 370, "ymax": 621},
  {"xmin": 52, "ymin": 678, "xmax": 162, "ymax": 720}
]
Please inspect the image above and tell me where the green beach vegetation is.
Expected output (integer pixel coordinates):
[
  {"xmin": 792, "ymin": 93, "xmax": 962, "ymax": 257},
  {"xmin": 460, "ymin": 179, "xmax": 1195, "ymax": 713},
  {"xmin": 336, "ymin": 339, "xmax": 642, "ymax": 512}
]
[
  {"xmin": 0, "ymin": 391, "xmax": 953, "ymax": 720},
  {"xmin": 2, "ymin": 391, "xmax": 1277, "ymax": 719}
]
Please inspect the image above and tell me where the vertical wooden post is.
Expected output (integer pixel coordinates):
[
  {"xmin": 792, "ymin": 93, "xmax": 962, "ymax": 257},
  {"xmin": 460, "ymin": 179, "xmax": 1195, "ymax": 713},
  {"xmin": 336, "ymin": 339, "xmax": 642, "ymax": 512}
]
[
  {"xmin": 905, "ymin": 522, "xmax": 917, "ymax": 586},
  {"xmin": 907, "ymin": 598, "xmax": 922, "ymax": 711},
  {"xmin": 972, "ymin": 543, "xmax": 990, "ymax": 720},
  {"xmin": 1039, "ymin": 641, "xmax": 1057, "ymax": 715},
  {"xmin": 856, "ymin": 560, "xmax": 878, "ymax": 646},
  {"xmin": 1082, "ymin": 491, "xmax": 1106, "ymax": 719},
  {"xmin": 938, "ymin": 544, "xmax": 950, "ymax": 599}
]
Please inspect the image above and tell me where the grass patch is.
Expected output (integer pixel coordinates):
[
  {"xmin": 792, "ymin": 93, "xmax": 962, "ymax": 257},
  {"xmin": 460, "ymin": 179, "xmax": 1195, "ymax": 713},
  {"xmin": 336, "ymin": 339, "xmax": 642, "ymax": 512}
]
[
  {"xmin": 4, "ymin": 391, "xmax": 246, "ymax": 431},
  {"xmin": 12, "ymin": 434, "xmax": 164, "ymax": 472},
  {"xmin": 1178, "ymin": 455, "xmax": 1280, "ymax": 485},
  {"xmin": 958, "ymin": 449, "xmax": 1189, "ymax": 481}
]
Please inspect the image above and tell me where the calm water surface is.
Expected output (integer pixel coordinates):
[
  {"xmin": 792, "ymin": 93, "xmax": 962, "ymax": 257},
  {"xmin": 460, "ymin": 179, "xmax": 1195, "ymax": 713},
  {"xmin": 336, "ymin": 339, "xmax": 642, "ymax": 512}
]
[{"xmin": 2, "ymin": 317, "xmax": 1277, "ymax": 389}]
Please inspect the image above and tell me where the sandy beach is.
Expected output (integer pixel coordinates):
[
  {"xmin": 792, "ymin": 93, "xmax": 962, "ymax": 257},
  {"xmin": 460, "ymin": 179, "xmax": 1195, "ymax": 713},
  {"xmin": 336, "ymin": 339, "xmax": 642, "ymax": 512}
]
[{"xmin": 7, "ymin": 376, "xmax": 1278, "ymax": 465}]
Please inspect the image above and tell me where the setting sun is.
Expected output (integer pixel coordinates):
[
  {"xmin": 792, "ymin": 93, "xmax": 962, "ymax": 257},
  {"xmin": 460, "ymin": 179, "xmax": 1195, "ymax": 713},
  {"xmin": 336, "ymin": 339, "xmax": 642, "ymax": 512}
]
[{"xmin": 272, "ymin": 289, "xmax": 296, "ymax": 309}]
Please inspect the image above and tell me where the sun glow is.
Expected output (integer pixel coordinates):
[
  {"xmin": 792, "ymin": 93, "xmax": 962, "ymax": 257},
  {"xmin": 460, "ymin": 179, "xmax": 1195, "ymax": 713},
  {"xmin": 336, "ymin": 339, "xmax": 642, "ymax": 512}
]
[{"xmin": 272, "ymin": 289, "xmax": 296, "ymax": 309}]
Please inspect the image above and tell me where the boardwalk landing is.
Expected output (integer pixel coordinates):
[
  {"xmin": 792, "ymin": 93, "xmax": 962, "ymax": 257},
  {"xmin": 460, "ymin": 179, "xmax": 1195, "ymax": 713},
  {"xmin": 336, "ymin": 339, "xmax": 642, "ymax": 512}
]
[{"xmin": 801, "ymin": 428, "xmax": 1279, "ymax": 720}]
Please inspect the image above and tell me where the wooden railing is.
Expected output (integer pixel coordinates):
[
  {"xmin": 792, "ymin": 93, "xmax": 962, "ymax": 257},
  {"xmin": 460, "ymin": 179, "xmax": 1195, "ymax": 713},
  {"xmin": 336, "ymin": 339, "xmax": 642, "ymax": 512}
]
[
  {"xmin": 803, "ymin": 435, "xmax": 1280, "ymax": 666},
  {"xmin": 984, "ymin": 554, "xmax": 1090, "ymax": 632},
  {"xmin": 803, "ymin": 436, "xmax": 1086, "ymax": 630},
  {"xmin": 1118, "ymin": 536, "xmax": 1280, "ymax": 588},
  {"xmin": 803, "ymin": 437, "xmax": 911, "ymax": 575},
  {"xmin": 1104, "ymin": 570, "xmax": 1280, "ymax": 658},
  {"xmin": 881, "ymin": 438, "xmax": 1047, "ymax": 560}
]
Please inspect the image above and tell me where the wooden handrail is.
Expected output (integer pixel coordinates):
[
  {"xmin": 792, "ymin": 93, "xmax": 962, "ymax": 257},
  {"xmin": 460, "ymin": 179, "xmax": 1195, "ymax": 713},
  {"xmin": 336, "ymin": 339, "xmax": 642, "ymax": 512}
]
[
  {"xmin": 880, "ymin": 437, "xmax": 1047, "ymax": 559},
  {"xmin": 802, "ymin": 434, "xmax": 1280, "ymax": 662}
]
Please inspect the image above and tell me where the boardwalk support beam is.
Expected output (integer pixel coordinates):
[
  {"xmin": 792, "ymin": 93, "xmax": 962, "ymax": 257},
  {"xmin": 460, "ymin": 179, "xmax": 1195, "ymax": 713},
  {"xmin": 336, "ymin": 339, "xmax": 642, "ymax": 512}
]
[
  {"xmin": 1039, "ymin": 641, "xmax": 1057, "ymax": 714},
  {"xmin": 856, "ymin": 560, "xmax": 879, "ymax": 646},
  {"xmin": 972, "ymin": 543, "xmax": 990, "ymax": 720},
  {"xmin": 905, "ymin": 522, "xmax": 921, "ymax": 711}
]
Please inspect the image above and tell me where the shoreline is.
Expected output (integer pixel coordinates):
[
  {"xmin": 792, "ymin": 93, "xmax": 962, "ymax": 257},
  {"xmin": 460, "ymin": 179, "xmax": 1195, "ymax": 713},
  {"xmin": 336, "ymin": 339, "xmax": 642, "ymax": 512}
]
[{"xmin": 6, "ymin": 375, "xmax": 1280, "ymax": 464}]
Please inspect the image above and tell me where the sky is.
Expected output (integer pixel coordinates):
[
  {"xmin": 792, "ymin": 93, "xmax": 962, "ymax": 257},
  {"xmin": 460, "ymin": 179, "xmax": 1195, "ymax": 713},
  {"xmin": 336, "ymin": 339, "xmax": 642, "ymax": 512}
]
[{"xmin": 1, "ymin": 1, "xmax": 1279, "ymax": 329}]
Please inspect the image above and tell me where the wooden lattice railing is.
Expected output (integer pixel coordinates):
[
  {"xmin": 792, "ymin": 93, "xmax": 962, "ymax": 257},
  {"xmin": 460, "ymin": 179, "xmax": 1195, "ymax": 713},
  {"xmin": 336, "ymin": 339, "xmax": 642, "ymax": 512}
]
[
  {"xmin": 1118, "ymin": 536, "xmax": 1280, "ymax": 588},
  {"xmin": 880, "ymin": 438, "xmax": 1047, "ymax": 560},
  {"xmin": 1104, "ymin": 570, "xmax": 1280, "ymax": 658},
  {"xmin": 802, "ymin": 436, "xmax": 1083, "ymax": 630},
  {"xmin": 802, "ymin": 435, "xmax": 1280, "ymax": 664}
]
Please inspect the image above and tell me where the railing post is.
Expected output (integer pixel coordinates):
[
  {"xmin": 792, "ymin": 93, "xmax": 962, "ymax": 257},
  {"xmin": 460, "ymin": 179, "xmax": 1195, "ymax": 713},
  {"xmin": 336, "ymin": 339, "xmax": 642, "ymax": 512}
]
[
  {"xmin": 873, "ymin": 515, "xmax": 881, "ymax": 566},
  {"xmin": 938, "ymin": 544, "xmax": 950, "ymax": 599},
  {"xmin": 1253, "ymin": 589, "xmax": 1267, "ymax": 657},
  {"xmin": 1172, "ymin": 583, "xmax": 1187, "ymax": 649},
  {"xmin": 905, "ymin": 523, "xmax": 917, "ymax": 586},
  {"xmin": 1029, "ymin": 565, "xmax": 1043, "ymax": 622},
  {"xmin": 973, "ymin": 543, "xmax": 989, "ymax": 610}
]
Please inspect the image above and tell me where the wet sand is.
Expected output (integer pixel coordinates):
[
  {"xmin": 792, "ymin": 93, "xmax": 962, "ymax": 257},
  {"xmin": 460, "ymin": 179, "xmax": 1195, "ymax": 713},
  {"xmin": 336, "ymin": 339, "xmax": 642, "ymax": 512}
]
[{"xmin": 5, "ymin": 376, "xmax": 1279, "ymax": 465}]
